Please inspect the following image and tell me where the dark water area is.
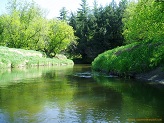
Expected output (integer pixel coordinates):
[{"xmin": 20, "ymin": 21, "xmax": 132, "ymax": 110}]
[{"xmin": 0, "ymin": 65, "xmax": 163, "ymax": 123}]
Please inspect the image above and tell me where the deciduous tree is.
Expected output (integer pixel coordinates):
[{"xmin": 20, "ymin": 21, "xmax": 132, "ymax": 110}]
[
  {"xmin": 123, "ymin": 0, "xmax": 164, "ymax": 43},
  {"xmin": 45, "ymin": 20, "xmax": 75, "ymax": 57}
]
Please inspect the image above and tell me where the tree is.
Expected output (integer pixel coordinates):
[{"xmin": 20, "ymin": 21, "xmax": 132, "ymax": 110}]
[
  {"xmin": 0, "ymin": 0, "xmax": 76, "ymax": 58},
  {"xmin": 69, "ymin": 12, "xmax": 77, "ymax": 30},
  {"xmin": 58, "ymin": 7, "xmax": 68, "ymax": 21},
  {"xmin": 75, "ymin": 0, "xmax": 90, "ymax": 60},
  {"xmin": 0, "ymin": 16, "xmax": 5, "ymax": 45},
  {"xmin": 67, "ymin": 0, "xmax": 127, "ymax": 63},
  {"xmin": 90, "ymin": 0, "xmax": 127, "ymax": 56},
  {"xmin": 0, "ymin": 0, "xmax": 47, "ymax": 50},
  {"xmin": 45, "ymin": 19, "xmax": 76, "ymax": 57},
  {"xmin": 123, "ymin": 0, "xmax": 164, "ymax": 43}
]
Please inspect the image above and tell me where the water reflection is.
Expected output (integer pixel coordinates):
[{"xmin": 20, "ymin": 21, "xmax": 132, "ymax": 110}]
[
  {"xmin": 94, "ymin": 76, "xmax": 164, "ymax": 122},
  {"xmin": 0, "ymin": 65, "xmax": 163, "ymax": 122}
]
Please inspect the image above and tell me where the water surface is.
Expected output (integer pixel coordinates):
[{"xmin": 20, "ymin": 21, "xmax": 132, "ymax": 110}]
[{"xmin": 0, "ymin": 65, "xmax": 163, "ymax": 123}]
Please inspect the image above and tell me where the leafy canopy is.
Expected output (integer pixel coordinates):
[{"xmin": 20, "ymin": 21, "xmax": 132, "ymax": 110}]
[
  {"xmin": 0, "ymin": 0, "xmax": 76, "ymax": 57},
  {"xmin": 123, "ymin": 0, "xmax": 164, "ymax": 43}
]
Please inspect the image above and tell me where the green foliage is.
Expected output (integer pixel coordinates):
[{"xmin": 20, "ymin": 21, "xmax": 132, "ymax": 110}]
[
  {"xmin": 0, "ymin": 46, "xmax": 73, "ymax": 69},
  {"xmin": 92, "ymin": 0, "xmax": 164, "ymax": 76},
  {"xmin": 123, "ymin": 0, "xmax": 164, "ymax": 43},
  {"xmin": 45, "ymin": 19, "xmax": 76, "ymax": 57},
  {"xmin": 0, "ymin": 0, "xmax": 47, "ymax": 50},
  {"xmin": 92, "ymin": 41, "xmax": 164, "ymax": 76},
  {"xmin": 0, "ymin": 0, "xmax": 76, "ymax": 57},
  {"xmin": 58, "ymin": 7, "xmax": 68, "ymax": 21},
  {"xmin": 68, "ymin": 0, "xmax": 127, "ymax": 62}
]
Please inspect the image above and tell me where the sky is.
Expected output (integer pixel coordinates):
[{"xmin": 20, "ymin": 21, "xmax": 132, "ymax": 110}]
[{"xmin": 0, "ymin": 0, "xmax": 120, "ymax": 19}]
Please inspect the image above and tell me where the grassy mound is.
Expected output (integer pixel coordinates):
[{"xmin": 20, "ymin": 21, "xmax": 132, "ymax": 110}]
[
  {"xmin": 0, "ymin": 46, "xmax": 73, "ymax": 69},
  {"xmin": 92, "ymin": 41, "xmax": 164, "ymax": 77}
]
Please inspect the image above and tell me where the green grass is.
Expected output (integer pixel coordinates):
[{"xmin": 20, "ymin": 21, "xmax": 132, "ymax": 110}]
[
  {"xmin": 0, "ymin": 46, "xmax": 74, "ymax": 69},
  {"xmin": 92, "ymin": 41, "xmax": 164, "ymax": 76}
]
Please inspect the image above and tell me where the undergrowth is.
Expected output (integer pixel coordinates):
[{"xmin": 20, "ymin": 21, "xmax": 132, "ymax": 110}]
[
  {"xmin": 0, "ymin": 46, "xmax": 73, "ymax": 69},
  {"xmin": 92, "ymin": 41, "xmax": 164, "ymax": 76}
]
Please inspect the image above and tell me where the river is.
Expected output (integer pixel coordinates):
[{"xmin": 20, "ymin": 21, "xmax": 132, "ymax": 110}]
[{"xmin": 0, "ymin": 65, "xmax": 163, "ymax": 123}]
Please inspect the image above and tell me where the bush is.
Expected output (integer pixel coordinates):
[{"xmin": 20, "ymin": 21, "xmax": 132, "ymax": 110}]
[
  {"xmin": 92, "ymin": 41, "xmax": 164, "ymax": 76},
  {"xmin": 0, "ymin": 46, "xmax": 74, "ymax": 69}
]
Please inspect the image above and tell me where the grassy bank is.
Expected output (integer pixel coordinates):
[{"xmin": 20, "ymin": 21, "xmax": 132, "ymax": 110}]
[
  {"xmin": 0, "ymin": 46, "xmax": 73, "ymax": 69},
  {"xmin": 92, "ymin": 41, "xmax": 164, "ymax": 77}
]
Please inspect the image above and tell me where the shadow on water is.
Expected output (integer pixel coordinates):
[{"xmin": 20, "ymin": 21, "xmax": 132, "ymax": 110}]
[
  {"xmin": 93, "ymin": 75, "xmax": 164, "ymax": 122},
  {"xmin": 0, "ymin": 65, "xmax": 163, "ymax": 122}
]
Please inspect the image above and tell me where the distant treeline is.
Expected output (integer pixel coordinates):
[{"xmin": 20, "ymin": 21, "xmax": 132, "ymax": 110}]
[
  {"xmin": 0, "ymin": 0, "xmax": 163, "ymax": 63},
  {"xmin": 64, "ymin": 0, "xmax": 163, "ymax": 63}
]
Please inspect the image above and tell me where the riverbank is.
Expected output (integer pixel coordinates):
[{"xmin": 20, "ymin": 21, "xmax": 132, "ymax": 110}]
[
  {"xmin": 0, "ymin": 46, "xmax": 73, "ymax": 69},
  {"xmin": 136, "ymin": 67, "xmax": 164, "ymax": 83},
  {"xmin": 92, "ymin": 41, "xmax": 164, "ymax": 82}
]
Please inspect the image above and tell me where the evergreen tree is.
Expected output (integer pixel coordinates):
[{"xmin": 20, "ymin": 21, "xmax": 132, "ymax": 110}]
[
  {"xmin": 68, "ymin": 0, "xmax": 127, "ymax": 63},
  {"xmin": 69, "ymin": 12, "xmax": 77, "ymax": 30},
  {"xmin": 75, "ymin": 0, "xmax": 90, "ymax": 60},
  {"xmin": 58, "ymin": 7, "xmax": 68, "ymax": 21}
]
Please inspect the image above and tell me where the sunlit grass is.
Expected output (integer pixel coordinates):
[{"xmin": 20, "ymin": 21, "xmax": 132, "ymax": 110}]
[
  {"xmin": 92, "ymin": 41, "xmax": 164, "ymax": 76},
  {"xmin": 0, "ymin": 46, "xmax": 73, "ymax": 69}
]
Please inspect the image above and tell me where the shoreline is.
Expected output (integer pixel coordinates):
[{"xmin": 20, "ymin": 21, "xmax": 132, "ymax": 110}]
[
  {"xmin": 136, "ymin": 67, "xmax": 164, "ymax": 84},
  {"xmin": 92, "ymin": 41, "xmax": 164, "ymax": 84},
  {"xmin": 0, "ymin": 60, "xmax": 74, "ymax": 69},
  {"xmin": 0, "ymin": 46, "xmax": 74, "ymax": 69}
]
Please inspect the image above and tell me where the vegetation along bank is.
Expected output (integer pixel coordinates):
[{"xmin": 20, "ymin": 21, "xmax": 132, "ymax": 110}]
[
  {"xmin": 0, "ymin": 46, "xmax": 73, "ymax": 69},
  {"xmin": 92, "ymin": 0, "xmax": 164, "ymax": 82},
  {"xmin": 92, "ymin": 41, "xmax": 164, "ymax": 81}
]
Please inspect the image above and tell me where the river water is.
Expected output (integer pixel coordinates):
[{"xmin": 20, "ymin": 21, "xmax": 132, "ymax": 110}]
[{"xmin": 0, "ymin": 65, "xmax": 163, "ymax": 123}]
